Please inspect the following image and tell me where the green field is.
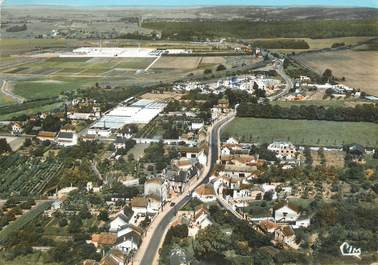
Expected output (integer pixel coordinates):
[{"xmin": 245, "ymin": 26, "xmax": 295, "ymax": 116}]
[
  {"xmin": 13, "ymin": 78, "xmax": 96, "ymax": 100},
  {"xmin": 222, "ymin": 118, "xmax": 378, "ymax": 147}
]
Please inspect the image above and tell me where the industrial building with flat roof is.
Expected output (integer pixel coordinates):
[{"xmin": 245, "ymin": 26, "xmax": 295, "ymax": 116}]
[
  {"xmin": 60, "ymin": 47, "xmax": 192, "ymax": 58},
  {"xmin": 88, "ymin": 99, "xmax": 167, "ymax": 137}
]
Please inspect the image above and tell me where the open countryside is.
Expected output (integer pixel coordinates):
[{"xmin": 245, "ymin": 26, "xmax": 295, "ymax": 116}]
[
  {"xmin": 0, "ymin": 3, "xmax": 377, "ymax": 265},
  {"xmin": 295, "ymin": 49, "xmax": 378, "ymax": 96},
  {"xmin": 222, "ymin": 117, "xmax": 378, "ymax": 147}
]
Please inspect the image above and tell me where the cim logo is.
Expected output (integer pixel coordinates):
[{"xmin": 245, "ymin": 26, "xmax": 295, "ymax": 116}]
[{"xmin": 340, "ymin": 242, "xmax": 361, "ymax": 259}]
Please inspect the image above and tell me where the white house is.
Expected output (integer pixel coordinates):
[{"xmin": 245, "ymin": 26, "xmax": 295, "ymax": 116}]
[
  {"xmin": 221, "ymin": 147, "xmax": 231, "ymax": 156},
  {"xmin": 293, "ymin": 216, "xmax": 311, "ymax": 229},
  {"xmin": 115, "ymin": 230, "xmax": 141, "ymax": 254},
  {"xmin": 144, "ymin": 177, "xmax": 169, "ymax": 203},
  {"xmin": 11, "ymin": 122, "xmax": 23, "ymax": 135},
  {"xmin": 197, "ymin": 150, "xmax": 207, "ymax": 166},
  {"xmin": 188, "ymin": 206, "xmax": 213, "ymax": 237},
  {"xmin": 114, "ymin": 224, "xmax": 143, "ymax": 254},
  {"xmin": 191, "ymin": 121, "xmax": 204, "ymax": 131},
  {"xmin": 268, "ymin": 141, "xmax": 297, "ymax": 160},
  {"xmin": 274, "ymin": 204, "xmax": 300, "ymax": 222},
  {"xmin": 226, "ymin": 137, "xmax": 239, "ymax": 145},
  {"xmin": 109, "ymin": 213, "xmax": 132, "ymax": 232},
  {"xmin": 130, "ymin": 196, "xmax": 148, "ymax": 215},
  {"xmin": 192, "ymin": 184, "xmax": 216, "ymax": 203},
  {"xmin": 130, "ymin": 195, "xmax": 161, "ymax": 215}
]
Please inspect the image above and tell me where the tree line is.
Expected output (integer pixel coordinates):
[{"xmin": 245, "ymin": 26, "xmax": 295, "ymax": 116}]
[
  {"xmin": 237, "ymin": 102, "xmax": 378, "ymax": 123},
  {"xmin": 143, "ymin": 19, "xmax": 378, "ymax": 40},
  {"xmin": 250, "ymin": 39, "xmax": 310, "ymax": 49}
]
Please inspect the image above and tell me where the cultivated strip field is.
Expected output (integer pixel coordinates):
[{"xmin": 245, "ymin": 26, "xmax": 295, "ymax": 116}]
[
  {"xmin": 222, "ymin": 117, "xmax": 378, "ymax": 147},
  {"xmin": 295, "ymin": 50, "xmax": 378, "ymax": 96},
  {"xmin": 151, "ymin": 56, "xmax": 202, "ymax": 69}
]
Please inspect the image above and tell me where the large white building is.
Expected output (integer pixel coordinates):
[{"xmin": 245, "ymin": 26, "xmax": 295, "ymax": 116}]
[
  {"xmin": 88, "ymin": 99, "xmax": 167, "ymax": 137},
  {"xmin": 60, "ymin": 47, "xmax": 192, "ymax": 58}
]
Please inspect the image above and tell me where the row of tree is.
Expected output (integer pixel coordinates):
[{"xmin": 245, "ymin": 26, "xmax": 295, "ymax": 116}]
[
  {"xmin": 143, "ymin": 19, "xmax": 378, "ymax": 40},
  {"xmin": 237, "ymin": 103, "xmax": 378, "ymax": 122}
]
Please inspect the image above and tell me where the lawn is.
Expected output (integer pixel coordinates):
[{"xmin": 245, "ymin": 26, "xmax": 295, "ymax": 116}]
[{"xmin": 222, "ymin": 118, "xmax": 378, "ymax": 147}]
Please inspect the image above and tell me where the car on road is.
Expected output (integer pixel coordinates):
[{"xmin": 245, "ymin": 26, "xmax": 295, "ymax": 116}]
[{"xmin": 170, "ymin": 202, "xmax": 176, "ymax": 207}]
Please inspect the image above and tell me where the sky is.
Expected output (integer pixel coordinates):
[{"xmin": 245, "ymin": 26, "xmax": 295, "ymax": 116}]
[{"xmin": 2, "ymin": 0, "xmax": 378, "ymax": 8}]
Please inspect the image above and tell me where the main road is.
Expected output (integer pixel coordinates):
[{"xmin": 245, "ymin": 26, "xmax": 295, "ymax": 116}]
[
  {"xmin": 135, "ymin": 112, "xmax": 235, "ymax": 265},
  {"xmin": 268, "ymin": 59, "xmax": 293, "ymax": 101}
]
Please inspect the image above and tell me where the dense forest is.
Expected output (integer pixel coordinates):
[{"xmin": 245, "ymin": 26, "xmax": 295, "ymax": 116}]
[
  {"xmin": 143, "ymin": 19, "xmax": 378, "ymax": 40},
  {"xmin": 237, "ymin": 103, "xmax": 378, "ymax": 123}
]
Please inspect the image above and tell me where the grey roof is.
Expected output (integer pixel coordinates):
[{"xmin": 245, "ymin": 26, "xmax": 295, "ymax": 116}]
[
  {"xmin": 58, "ymin": 132, "xmax": 74, "ymax": 139},
  {"xmin": 114, "ymin": 136, "xmax": 125, "ymax": 144}
]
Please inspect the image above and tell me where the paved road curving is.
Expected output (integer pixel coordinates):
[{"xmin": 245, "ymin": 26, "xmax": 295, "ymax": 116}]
[{"xmin": 0, "ymin": 80, "xmax": 25, "ymax": 104}]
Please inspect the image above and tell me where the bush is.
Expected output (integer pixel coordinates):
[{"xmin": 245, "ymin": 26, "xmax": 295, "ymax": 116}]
[
  {"xmin": 58, "ymin": 218, "xmax": 68, "ymax": 227},
  {"xmin": 216, "ymin": 64, "xmax": 227, "ymax": 71},
  {"xmin": 204, "ymin": 69, "xmax": 212, "ymax": 75}
]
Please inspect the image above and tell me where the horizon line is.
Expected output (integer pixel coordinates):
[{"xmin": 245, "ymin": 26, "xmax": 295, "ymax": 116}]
[{"xmin": 2, "ymin": 4, "xmax": 378, "ymax": 9}]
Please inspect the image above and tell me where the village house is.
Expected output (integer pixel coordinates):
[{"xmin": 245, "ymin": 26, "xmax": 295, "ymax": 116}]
[
  {"xmin": 113, "ymin": 136, "xmax": 127, "ymax": 150},
  {"xmin": 226, "ymin": 137, "xmax": 239, "ymax": 145},
  {"xmin": 11, "ymin": 122, "xmax": 23, "ymax": 135},
  {"xmin": 115, "ymin": 229, "xmax": 142, "ymax": 254},
  {"xmin": 91, "ymin": 232, "xmax": 117, "ymax": 249},
  {"xmin": 130, "ymin": 195, "xmax": 161, "ymax": 216},
  {"xmin": 67, "ymin": 112, "xmax": 98, "ymax": 121},
  {"xmin": 114, "ymin": 224, "xmax": 143, "ymax": 254},
  {"xmin": 169, "ymin": 171, "xmax": 188, "ymax": 194},
  {"xmin": 56, "ymin": 127, "xmax": 78, "ymax": 147},
  {"xmin": 98, "ymin": 248, "xmax": 128, "ymax": 265},
  {"xmin": 172, "ymin": 158, "xmax": 193, "ymax": 171},
  {"xmin": 293, "ymin": 215, "xmax": 311, "ymax": 229},
  {"xmin": 109, "ymin": 213, "xmax": 133, "ymax": 232},
  {"xmin": 190, "ymin": 120, "xmax": 204, "ymax": 131},
  {"xmin": 258, "ymin": 220, "xmax": 279, "ymax": 234},
  {"xmin": 274, "ymin": 203, "xmax": 300, "ymax": 223},
  {"xmin": 268, "ymin": 141, "xmax": 297, "ymax": 160},
  {"xmin": 192, "ymin": 184, "xmax": 216, "ymax": 203},
  {"xmin": 188, "ymin": 206, "xmax": 213, "ymax": 237},
  {"xmin": 130, "ymin": 196, "xmax": 148, "ymax": 216},
  {"xmin": 221, "ymin": 146, "xmax": 231, "ymax": 156},
  {"xmin": 81, "ymin": 134, "xmax": 98, "ymax": 142},
  {"xmin": 144, "ymin": 177, "xmax": 169, "ymax": 203},
  {"xmin": 37, "ymin": 131, "xmax": 57, "ymax": 142},
  {"xmin": 274, "ymin": 226, "xmax": 297, "ymax": 248},
  {"xmin": 45, "ymin": 200, "xmax": 63, "ymax": 217}
]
